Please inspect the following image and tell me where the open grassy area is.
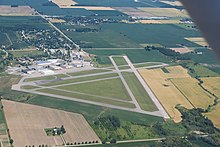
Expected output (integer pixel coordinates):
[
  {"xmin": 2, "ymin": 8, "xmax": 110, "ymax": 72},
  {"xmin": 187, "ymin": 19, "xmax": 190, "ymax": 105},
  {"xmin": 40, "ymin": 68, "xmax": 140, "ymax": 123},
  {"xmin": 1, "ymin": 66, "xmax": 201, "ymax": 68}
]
[
  {"xmin": 122, "ymin": 72, "xmax": 157, "ymax": 111},
  {"xmin": 171, "ymin": 78, "xmax": 214, "ymax": 109},
  {"xmin": 9, "ymin": 49, "xmax": 46, "ymax": 58},
  {"xmin": 184, "ymin": 63, "xmax": 219, "ymax": 77},
  {"xmin": 24, "ymin": 74, "xmax": 68, "ymax": 82},
  {"xmin": 0, "ymin": 75, "xmax": 33, "ymax": 101},
  {"xmin": 37, "ymin": 88, "xmax": 135, "ymax": 108},
  {"xmin": 67, "ymin": 69, "xmax": 109, "ymax": 77},
  {"xmin": 57, "ymin": 78, "xmax": 131, "ymax": 101},
  {"xmin": 21, "ymin": 85, "xmax": 40, "ymax": 90},
  {"xmin": 85, "ymin": 49, "xmax": 171, "ymax": 64},
  {"xmin": 134, "ymin": 62, "xmax": 161, "ymax": 68},
  {"xmin": 42, "ymin": 73, "xmax": 118, "ymax": 86},
  {"xmin": 112, "ymin": 57, "xmax": 128, "ymax": 66}
]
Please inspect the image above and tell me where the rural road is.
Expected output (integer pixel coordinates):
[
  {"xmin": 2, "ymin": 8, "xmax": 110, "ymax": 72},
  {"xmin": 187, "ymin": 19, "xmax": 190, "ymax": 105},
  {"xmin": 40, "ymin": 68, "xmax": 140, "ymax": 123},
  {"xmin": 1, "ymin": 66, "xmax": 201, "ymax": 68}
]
[{"xmin": 123, "ymin": 56, "xmax": 170, "ymax": 119}]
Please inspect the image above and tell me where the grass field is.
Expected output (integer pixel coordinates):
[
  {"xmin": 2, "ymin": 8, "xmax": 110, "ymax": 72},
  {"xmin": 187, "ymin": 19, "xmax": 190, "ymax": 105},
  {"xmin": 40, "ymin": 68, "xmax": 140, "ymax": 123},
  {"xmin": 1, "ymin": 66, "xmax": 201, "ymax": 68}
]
[
  {"xmin": 85, "ymin": 49, "xmax": 171, "ymax": 64},
  {"xmin": 24, "ymin": 74, "xmax": 68, "ymax": 82},
  {"xmin": 139, "ymin": 66, "xmax": 194, "ymax": 122},
  {"xmin": 112, "ymin": 57, "xmax": 128, "ymax": 66},
  {"xmin": 134, "ymin": 62, "xmax": 163, "ymax": 68},
  {"xmin": 21, "ymin": 85, "xmax": 40, "ymax": 90},
  {"xmin": 57, "ymin": 23, "xmax": 201, "ymax": 48},
  {"xmin": 37, "ymin": 88, "xmax": 135, "ymax": 108},
  {"xmin": 67, "ymin": 69, "xmax": 109, "ymax": 77},
  {"xmin": 183, "ymin": 63, "xmax": 219, "ymax": 77},
  {"xmin": 171, "ymin": 78, "xmax": 214, "ymax": 109},
  {"xmin": 137, "ymin": 8, "xmax": 187, "ymax": 17},
  {"xmin": 57, "ymin": 78, "xmax": 131, "ymax": 100},
  {"xmin": 9, "ymin": 49, "xmax": 46, "ymax": 58},
  {"xmin": 122, "ymin": 72, "xmax": 157, "ymax": 111},
  {"xmin": 201, "ymin": 77, "xmax": 220, "ymax": 128},
  {"xmin": 42, "ymin": 73, "xmax": 118, "ymax": 86}
]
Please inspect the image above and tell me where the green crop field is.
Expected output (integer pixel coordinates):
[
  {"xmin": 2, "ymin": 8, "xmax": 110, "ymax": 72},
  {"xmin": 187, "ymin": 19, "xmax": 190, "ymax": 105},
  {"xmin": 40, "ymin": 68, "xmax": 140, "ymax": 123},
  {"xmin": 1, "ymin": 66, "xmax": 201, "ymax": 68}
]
[
  {"xmin": 37, "ymin": 88, "xmax": 135, "ymax": 108},
  {"xmin": 57, "ymin": 23, "xmax": 201, "ymax": 48},
  {"xmin": 122, "ymin": 72, "xmax": 157, "ymax": 111},
  {"xmin": 42, "ymin": 73, "xmax": 118, "ymax": 86},
  {"xmin": 57, "ymin": 78, "xmax": 131, "ymax": 100},
  {"xmin": 85, "ymin": 49, "xmax": 171, "ymax": 63}
]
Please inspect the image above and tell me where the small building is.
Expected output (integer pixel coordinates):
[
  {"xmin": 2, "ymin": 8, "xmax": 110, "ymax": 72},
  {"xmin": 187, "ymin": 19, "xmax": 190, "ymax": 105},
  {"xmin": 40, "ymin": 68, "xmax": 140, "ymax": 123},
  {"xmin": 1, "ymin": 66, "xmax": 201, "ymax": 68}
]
[{"xmin": 50, "ymin": 66, "xmax": 62, "ymax": 70}]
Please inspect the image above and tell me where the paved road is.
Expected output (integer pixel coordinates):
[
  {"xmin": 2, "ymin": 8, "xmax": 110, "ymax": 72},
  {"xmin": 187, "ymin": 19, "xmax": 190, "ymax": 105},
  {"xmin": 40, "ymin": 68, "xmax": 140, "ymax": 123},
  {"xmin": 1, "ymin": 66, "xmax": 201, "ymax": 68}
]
[
  {"xmin": 123, "ymin": 56, "xmax": 170, "ymax": 119},
  {"xmin": 109, "ymin": 56, "xmax": 142, "ymax": 110}
]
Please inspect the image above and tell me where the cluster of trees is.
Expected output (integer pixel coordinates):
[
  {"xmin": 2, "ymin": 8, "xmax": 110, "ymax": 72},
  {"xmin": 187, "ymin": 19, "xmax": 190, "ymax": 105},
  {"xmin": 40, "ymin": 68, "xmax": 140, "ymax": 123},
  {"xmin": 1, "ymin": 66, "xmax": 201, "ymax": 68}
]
[
  {"xmin": 145, "ymin": 46, "xmax": 191, "ymax": 60},
  {"xmin": 0, "ymin": 50, "xmax": 14, "ymax": 72}
]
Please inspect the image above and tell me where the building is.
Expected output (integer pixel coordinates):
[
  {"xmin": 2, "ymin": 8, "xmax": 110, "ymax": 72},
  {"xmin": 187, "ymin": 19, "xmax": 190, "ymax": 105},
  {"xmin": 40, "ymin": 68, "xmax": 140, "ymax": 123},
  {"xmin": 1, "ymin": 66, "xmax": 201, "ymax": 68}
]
[{"xmin": 39, "ymin": 69, "xmax": 54, "ymax": 75}]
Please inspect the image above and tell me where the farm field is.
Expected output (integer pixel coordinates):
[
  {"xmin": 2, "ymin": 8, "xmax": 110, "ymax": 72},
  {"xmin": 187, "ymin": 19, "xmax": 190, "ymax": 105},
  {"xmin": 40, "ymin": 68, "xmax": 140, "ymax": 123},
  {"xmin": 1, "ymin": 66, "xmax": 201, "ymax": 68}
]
[
  {"xmin": 185, "ymin": 37, "xmax": 209, "ymax": 47},
  {"xmin": 85, "ymin": 49, "xmax": 171, "ymax": 64},
  {"xmin": 58, "ymin": 23, "xmax": 203, "ymax": 48},
  {"xmin": 171, "ymin": 78, "xmax": 214, "ymax": 109},
  {"xmin": 0, "ymin": 6, "xmax": 36, "ymax": 16},
  {"xmin": 201, "ymin": 77, "xmax": 220, "ymax": 128},
  {"xmin": 2, "ymin": 100, "xmax": 100, "ymax": 147},
  {"xmin": 137, "ymin": 8, "xmax": 188, "ymax": 17},
  {"xmin": 139, "ymin": 66, "xmax": 194, "ymax": 122},
  {"xmin": 170, "ymin": 47, "xmax": 193, "ymax": 54},
  {"xmin": 122, "ymin": 72, "xmax": 157, "ymax": 111}
]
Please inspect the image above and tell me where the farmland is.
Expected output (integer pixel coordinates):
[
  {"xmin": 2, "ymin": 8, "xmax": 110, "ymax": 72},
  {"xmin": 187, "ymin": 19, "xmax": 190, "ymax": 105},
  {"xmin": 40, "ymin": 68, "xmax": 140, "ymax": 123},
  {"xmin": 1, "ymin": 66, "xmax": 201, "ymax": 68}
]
[
  {"xmin": 137, "ymin": 8, "xmax": 187, "ymax": 17},
  {"xmin": 0, "ymin": 6, "xmax": 36, "ymax": 16},
  {"xmin": 2, "ymin": 100, "xmax": 100, "ymax": 147},
  {"xmin": 85, "ymin": 49, "xmax": 171, "ymax": 64},
  {"xmin": 139, "ymin": 66, "xmax": 194, "ymax": 122},
  {"xmin": 58, "ymin": 23, "xmax": 202, "ymax": 48},
  {"xmin": 201, "ymin": 77, "xmax": 220, "ymax": 128},
  {"xmin": 171, "ymin": 78, "xmax": 214, "ymax": 109}
]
